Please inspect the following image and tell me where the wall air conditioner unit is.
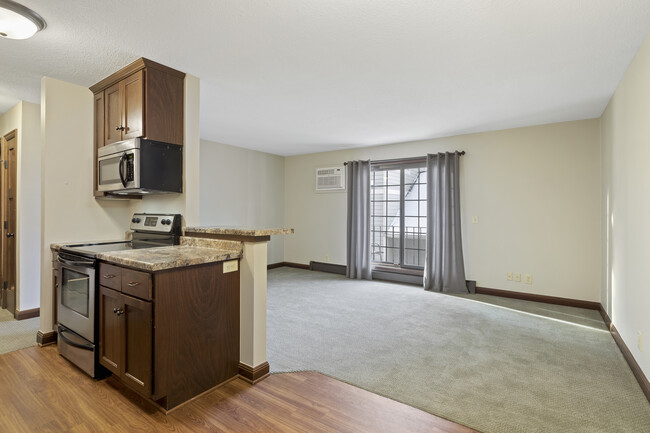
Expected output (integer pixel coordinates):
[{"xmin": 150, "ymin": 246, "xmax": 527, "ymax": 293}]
[{"xmin": 316, "ymin": 166, "xmax": 346, "ymax": 191}]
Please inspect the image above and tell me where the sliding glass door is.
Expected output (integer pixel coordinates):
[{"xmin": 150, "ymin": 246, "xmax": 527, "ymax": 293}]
[{"xmin": 370, "ymin": 162, "xmax": 427, "ymax": 270}]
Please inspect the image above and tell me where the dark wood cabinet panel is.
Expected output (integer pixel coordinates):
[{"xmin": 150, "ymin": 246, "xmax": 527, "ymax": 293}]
[
  {"xmin": 93, "ymin": 92, "xmax": 105, "ymax": 197},
  {"xmin": 123, "ymin": 70, "xmax": 144, "ymax": 140},
  {"xmin": 104, "ymin": 82, "xmax": 123, "ymax": 145},
  {"xmin": 153, "ymin": 262, "xmax": 240, "ymax": 409},
  {"xmin": 99, "ymin": 263, "xmax": 122, "ymax": 291},
  {"xmin": 121, "ymin": 267, "xmax": 151, "ymax": 301},
  {"xmin": 122, "ymin": 294, "xmax": 152, "ymax": 397},
  {"xmin": 99, "ymin": 285, "xmax": 122, "ymax": 376}
]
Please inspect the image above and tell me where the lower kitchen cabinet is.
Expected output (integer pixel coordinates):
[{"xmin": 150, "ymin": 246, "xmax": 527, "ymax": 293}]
[
  {"xmin": 99, "ymin": 285, "xmax": 152, "ymax": 398},
  {"xmin": 97, "ymin": 261, "xmax": 240, "ymax": 410}
]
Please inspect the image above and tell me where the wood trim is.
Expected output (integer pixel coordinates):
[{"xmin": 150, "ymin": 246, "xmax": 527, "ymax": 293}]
[
  {"xmin": 90, "ymin": 58, "xmax": 185, "ymax": 93},
  {"xmin": 15, "ymin": 308, "xmax": 39, "ymax": 320},
  {"xmin": 238, "ymin": 361, "xmax": 270, "ymax": 384},
  {"xmin": 36, "ymin": 330, "xmax": 57, "ymax": 346},
  {"xmin": 475, "ymin": 286, "xmax": 601, "ymax": 310},
  {"xmin": 599, "ymin": 307, "xmax": 650, "ymax": 403},
  {"xmin": 266, "ymin": 261, "xmax": 310, "ymax": 270}
]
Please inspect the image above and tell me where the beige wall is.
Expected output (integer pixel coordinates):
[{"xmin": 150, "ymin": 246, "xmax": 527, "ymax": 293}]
[
  {"xmin": 284, "ymin": 119, "xmax": 602, "ymax": 301},
  {"xmin": 199, "ymin": 140, "xmax": 285, "ymax": 264},
  {"xmin": 601, "ymin": 31, "xmax": 650, "ymax": 378},
  {"xmin": 0, "ymin": 101, "xmax": 41, "ymax": 312}
]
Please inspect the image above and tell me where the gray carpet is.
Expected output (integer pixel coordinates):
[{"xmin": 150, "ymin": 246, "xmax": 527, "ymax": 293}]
[
  {"xmin": 267, "ymin": 267, "xmax": 650, "ymax": 433},
  {"xmin": 0, "ymin": 308, "xmax": 38, "ymax": 355}
]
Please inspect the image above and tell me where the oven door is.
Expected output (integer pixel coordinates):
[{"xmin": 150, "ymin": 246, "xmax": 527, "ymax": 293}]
[
  {"xmin": 57, "ymin": 253, "xmax": 96, "ymax": 342},
  {"xmin": 97, "ymin": 149, "xmax": 140, "ymax": 192}
]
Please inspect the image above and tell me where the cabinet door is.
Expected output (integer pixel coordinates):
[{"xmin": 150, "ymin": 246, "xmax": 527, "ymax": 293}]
[
  {"xmin": 123, "ymin": 70, "xmax": 144, "ymax": 140},
  {"xmin": 122, "ymin": 293, "xmax": 152, "ymax": 397},
  {"xmin": 99, "ymin": 286, "xmax": 122, "ymax": 375},
  {"xmin": 104, "ymin": 82, "xmax": 124, "ymax": 145}
]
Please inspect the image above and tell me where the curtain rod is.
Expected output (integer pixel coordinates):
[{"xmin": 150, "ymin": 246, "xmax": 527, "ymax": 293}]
[{"xmin": 343, "ymin": 151, "xmax": 465, "ymax": 166}]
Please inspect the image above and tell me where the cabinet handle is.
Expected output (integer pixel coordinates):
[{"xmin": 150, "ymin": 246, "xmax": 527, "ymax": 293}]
[
  {"xmin": 115, "ymin": 308, "xmax": 124, "ymax": 316},
  {"xmin": 127, "ymin": 282, "xmax": 140, "ymax": 287},
  {"xmin": 113, "ymin": 307, "xmax": 118, "ymax": 313},
  {"xmin": 115, "ymin": 125, "xmax": 125, "ymax": 131},
  {"xmin": 103, "ymin": 274, "xmax": 116, "ymax": 279}
]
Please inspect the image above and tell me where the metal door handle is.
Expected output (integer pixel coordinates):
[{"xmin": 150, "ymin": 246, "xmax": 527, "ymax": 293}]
[
  {"xmin": 127, "ymin": 282, "xmax": 140, "ymax": 287},
  {"xmin": 115, "ymin": 125, "xmax": 125, "ymax": 131},
  {"xmin": 103, "ymin": 274, "xmax": 116, "ymax": 279}
]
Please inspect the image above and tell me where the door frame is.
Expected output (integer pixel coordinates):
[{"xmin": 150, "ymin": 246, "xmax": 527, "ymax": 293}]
[{"xmin": 1, "ymin": 129, "xmax": 17, "ymax": 316}]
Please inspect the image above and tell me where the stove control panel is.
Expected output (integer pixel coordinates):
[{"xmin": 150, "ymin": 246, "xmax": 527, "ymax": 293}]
[{"xmin": 129, "ymin": 213, "xmax": 181, "ymax": 233}]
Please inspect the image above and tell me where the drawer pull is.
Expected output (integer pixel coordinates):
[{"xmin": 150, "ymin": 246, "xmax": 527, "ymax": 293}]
[
  {"xmin": 103, "ymin": 274, "xmax": 116, "ymax": 279},
  {"xmin": 127, "ymin": 282, "xmax": 140, "ymax": 287}
]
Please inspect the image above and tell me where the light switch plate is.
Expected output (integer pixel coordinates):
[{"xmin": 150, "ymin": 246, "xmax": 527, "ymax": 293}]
[
  {"xmin": 506, "ymin": 272, "xmax": 513, "ymax": 281},
  {"xmin": 525, "ymin": 274, "xmax": 533, "ymax": 284},
  {"xmin": 514, "ymin": 273, "xmax": 521, "ymax": 282},
  {"xmin": 223, "ymin": 260, "xmax": 238, "ymax": 273}
]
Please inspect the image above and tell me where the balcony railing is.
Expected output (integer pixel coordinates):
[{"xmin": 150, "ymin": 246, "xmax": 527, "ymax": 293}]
[{"xmin": 371, "ymin": 226, "xmax": 426, "ymax": 268}]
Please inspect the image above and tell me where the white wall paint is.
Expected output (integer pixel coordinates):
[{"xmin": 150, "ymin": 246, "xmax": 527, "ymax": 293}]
[
  {"xmin": 18, "ymin": 102, "xmax": 41, "ymax": 311},
  {"xmin": 199, "ymin": 140, "xmax": 285, "ymax": 264},
  {"xmin": 0, "ymin": 101, "xmax": 42, "ymax": 312},
  {"xmin": 601, "ymin": 31, "xmax": 650, "ymax": 379},
  {"xmin": 39, "ymin": 78, "xmax": 132, "ymax": 333},
  {"xmin": 284, "ymin": 120, "xmax": 601, "ymax": 301}
]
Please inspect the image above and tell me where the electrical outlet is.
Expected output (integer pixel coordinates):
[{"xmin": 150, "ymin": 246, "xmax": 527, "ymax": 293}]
[
  {"xmin": 525, "ymin": 274, "xmax": 533, "ymax": 284},
  {"xmin": 472, "ymin": 216, "xmax": 479, "ymax": 224},
  {"xmin": 639, "ymin": 332, "xmax": 643, "ymax": 351},
  {"xmin": 223, "ymin": 260, "xmax": 238, "ymax": 273},
  {"xmin": 514, "ymin": 273, "xmax": 521, "ymax": 282},
  {"xmin": 325, "ymin": 255, "xmax": 329, "ymax": 262},
  {"xmin": 506, "ymin": 272, "xmax": 513, "ymax": 281}
]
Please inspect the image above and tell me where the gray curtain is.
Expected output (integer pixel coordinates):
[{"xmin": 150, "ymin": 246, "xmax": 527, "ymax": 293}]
[
  {"xmin": 346, "ymin": 160, "xmax": 372, "ymax": 280},
  {"xmin": 424, "ymin": 152, "xmax": 467, "ymax": 293}
]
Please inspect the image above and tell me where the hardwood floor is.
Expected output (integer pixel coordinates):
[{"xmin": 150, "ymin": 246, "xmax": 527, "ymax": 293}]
[{"xmin": 0, "ymin": 345, "xmax": 478, "ymax": 433}]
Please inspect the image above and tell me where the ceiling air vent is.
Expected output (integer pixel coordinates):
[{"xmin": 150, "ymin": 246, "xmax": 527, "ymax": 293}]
[{"xmin": 316, "ymin": 166, "xmax": 345, "ymax": 191}]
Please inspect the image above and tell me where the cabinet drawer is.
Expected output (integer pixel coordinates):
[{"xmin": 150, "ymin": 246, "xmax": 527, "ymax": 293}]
[
  {"xmin": 121, "ymin": 268, "xmax": 152, "ymax": 301},
  {"xmin": 99, "ymin": 263, "xmax": 122, "ymax": 291}
]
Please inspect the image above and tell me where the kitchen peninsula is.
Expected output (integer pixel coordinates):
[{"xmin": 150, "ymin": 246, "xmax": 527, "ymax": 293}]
[{"xmin": 184, "ymin": 226, "xmax": 294, "ymax": 383}]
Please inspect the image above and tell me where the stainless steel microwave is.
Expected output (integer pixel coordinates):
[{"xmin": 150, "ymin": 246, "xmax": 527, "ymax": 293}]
[{"xmin": 97, "ymin": 138, "xmax": 182, "ymax": 194}]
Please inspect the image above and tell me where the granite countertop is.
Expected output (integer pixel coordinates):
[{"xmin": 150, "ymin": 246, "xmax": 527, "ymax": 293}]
[
  {"xmin": 97, "ymin": 244, "xmax": 242, "ymax": 272},
  {"xmin": 184, "ymin": 226, "xmax": 294, "ymax": 236}
]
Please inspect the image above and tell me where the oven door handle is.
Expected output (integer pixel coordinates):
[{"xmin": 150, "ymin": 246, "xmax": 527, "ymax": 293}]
[
  {"xmin": 57, "ymin": 253, "xmax": 95, "ymax": 267},
  {"xmin": 58, "ymin": 326, "xmax": 94, "ymax": 351},
  {"xmin": 118, "ymin": 152, "xmax": 127, "ymax": 188}
]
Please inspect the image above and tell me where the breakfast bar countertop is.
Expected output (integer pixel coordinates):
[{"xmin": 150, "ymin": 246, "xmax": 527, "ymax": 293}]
[
  {"xmin": 184, "ymin": 227, "xmax": 294, "ymax": 237},
  {"xmin": 96, "ymin": 238, "xmax": 243, "ymax": 272}
]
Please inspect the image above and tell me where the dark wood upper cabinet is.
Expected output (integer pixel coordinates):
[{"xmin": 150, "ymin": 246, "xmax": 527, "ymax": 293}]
[
  {"xmin": 122, "ymin": 70, "xmax": 144, "ymax": 140},
  {"xmin": 91, "ymin": 58, "xmax": 185, "ymax": 197}
]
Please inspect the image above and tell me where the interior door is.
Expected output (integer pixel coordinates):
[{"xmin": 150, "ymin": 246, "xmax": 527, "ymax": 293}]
[{"xmin": 1, "ymin": 131, "xmax": 17, "ymax": 314}]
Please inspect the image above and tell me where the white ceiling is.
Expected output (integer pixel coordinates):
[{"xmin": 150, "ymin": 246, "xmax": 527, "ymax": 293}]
[{"xmin": 1, "ymin": 1, "xmax": 649, "ymax": 156}]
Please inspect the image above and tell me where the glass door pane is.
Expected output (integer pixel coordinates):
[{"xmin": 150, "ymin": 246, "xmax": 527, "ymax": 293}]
[{"xmin": 61, "ymin": 268, "xmax": 90, "ymax": 317}]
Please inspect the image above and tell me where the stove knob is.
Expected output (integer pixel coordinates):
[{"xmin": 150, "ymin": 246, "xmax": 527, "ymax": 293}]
[
  {"xmin": 131, "ymin": 218, "xmax": 137, "ymax": 223},
  {"xmin": 132, "ymin": 217, "xmax": 141, "ymax": 224},
  {"xmin": 163, "ymin": 219, "xmax": 171, "ymax": 225}
]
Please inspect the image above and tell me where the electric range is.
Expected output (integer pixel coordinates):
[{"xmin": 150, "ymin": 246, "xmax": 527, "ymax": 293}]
[{"xmin": 56, "ymin": 213, "xmax": 182, "ymax": 378}]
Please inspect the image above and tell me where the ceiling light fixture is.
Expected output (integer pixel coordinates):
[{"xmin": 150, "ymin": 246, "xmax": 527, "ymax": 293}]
[{"xmin": 0, "ymin": 0, "xmax": 46, "ymax": 39}]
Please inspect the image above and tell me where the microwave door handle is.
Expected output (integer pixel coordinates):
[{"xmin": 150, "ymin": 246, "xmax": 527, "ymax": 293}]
[{"xmin": 118, "ymin": 152, "xmax": 127, "ymax": 188}]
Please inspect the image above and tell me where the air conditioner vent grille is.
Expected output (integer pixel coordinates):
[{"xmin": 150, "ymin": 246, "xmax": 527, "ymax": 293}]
[{"xmin": 316, "ymin": 166, "xmax": 345, "ymax": 191}]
